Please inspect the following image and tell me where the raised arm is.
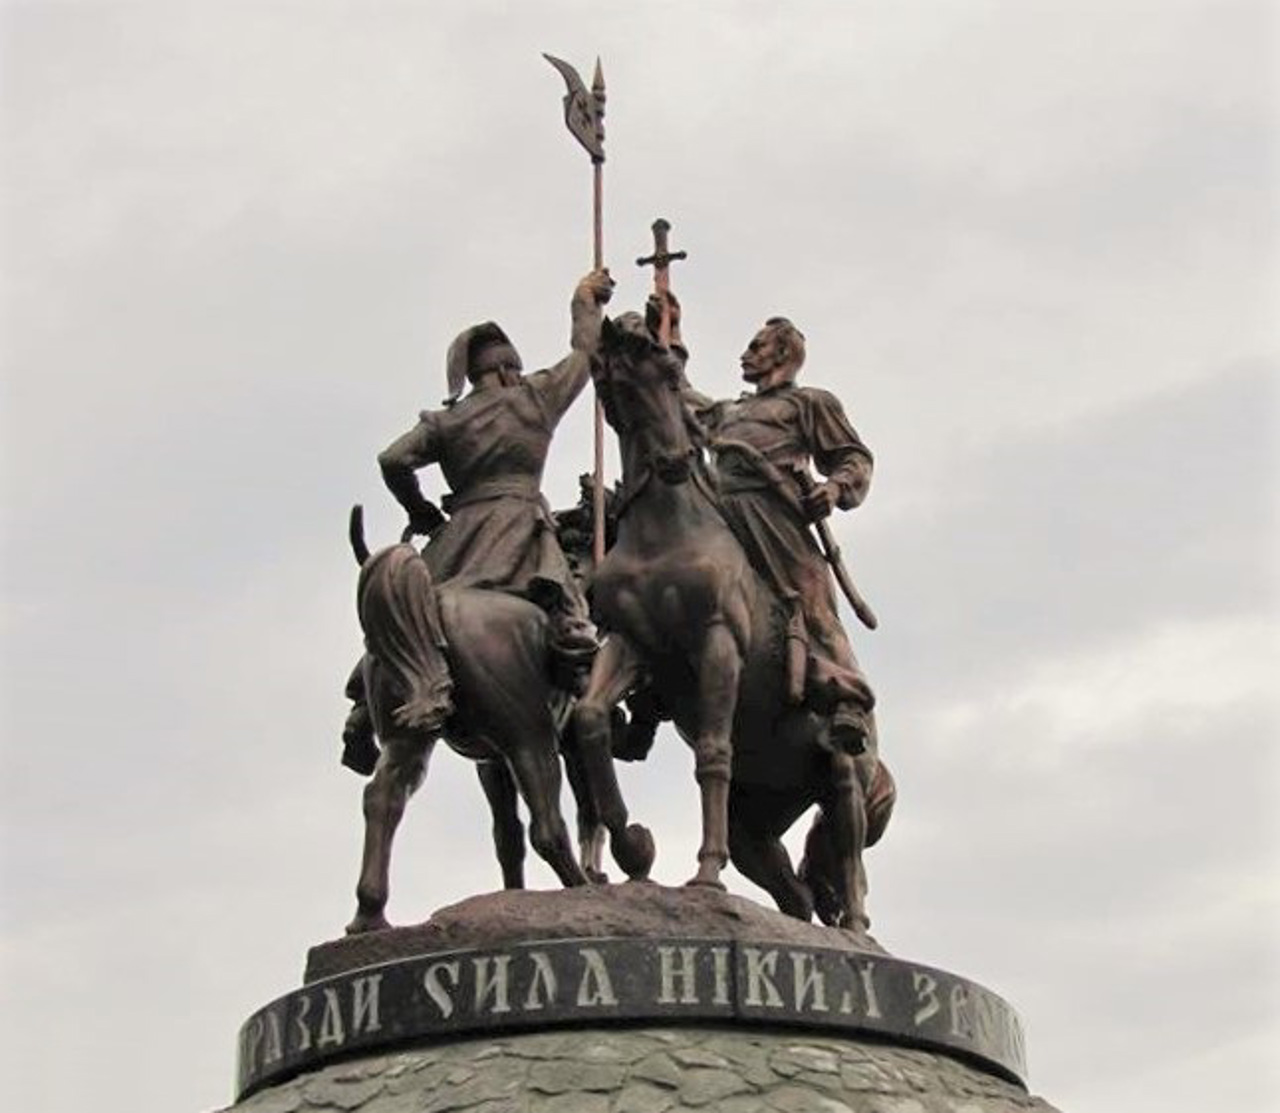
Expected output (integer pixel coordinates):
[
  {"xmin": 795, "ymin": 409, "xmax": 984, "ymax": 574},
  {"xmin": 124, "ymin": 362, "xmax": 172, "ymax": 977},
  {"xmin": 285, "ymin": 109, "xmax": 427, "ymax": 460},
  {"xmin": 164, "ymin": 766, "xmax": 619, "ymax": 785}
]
[
  {"xmin": 528, "ymin": 269, "xmax": 613, "ymax": 423},
  {"xmin": 644, "ymin": 287, "xmax": 716, "ymax": 431}
]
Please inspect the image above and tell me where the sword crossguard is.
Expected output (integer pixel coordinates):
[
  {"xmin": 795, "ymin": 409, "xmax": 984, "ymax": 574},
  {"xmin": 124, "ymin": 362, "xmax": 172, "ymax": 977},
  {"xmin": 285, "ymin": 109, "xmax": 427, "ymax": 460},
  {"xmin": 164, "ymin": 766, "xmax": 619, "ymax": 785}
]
[{"xmin": 636, "ymin": 218, "xmax": 688, "ymax": 272}]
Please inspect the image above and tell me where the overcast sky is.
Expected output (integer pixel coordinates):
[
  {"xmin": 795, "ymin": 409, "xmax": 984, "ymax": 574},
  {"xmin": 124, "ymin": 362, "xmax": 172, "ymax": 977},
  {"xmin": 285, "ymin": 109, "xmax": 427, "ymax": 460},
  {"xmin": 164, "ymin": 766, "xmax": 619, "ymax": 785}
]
[{"xmin": 2, "ymin": 3, "xmax": 1277, "ymax": 1112}]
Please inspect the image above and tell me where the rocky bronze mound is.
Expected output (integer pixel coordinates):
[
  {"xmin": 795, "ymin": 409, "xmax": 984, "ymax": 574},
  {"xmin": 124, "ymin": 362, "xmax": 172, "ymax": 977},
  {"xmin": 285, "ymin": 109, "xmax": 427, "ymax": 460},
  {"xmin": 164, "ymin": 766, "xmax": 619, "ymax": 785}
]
[{"xmin": 306, "ymin": 883, "xmax": 884, "ymax": 983}]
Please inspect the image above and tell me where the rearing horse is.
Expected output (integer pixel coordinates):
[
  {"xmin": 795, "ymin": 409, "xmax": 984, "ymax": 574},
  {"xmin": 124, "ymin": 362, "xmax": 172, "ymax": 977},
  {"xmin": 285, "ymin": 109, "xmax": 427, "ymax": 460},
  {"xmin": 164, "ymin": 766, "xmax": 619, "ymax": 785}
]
[{"xmin": 572, "ymin": 313, "xmax": 894, "ymax": 927}]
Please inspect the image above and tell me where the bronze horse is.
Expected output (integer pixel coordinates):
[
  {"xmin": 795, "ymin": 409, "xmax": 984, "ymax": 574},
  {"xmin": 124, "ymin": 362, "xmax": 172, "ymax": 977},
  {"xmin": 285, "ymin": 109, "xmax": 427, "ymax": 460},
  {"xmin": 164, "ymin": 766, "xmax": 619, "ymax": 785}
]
[
  {"xmin": 572, "ymin": 313, "xmax": 895, "ymax": 928},
  {"xmin": 344, "ymin": 511, "xmax": 654, "ymax": 934}
]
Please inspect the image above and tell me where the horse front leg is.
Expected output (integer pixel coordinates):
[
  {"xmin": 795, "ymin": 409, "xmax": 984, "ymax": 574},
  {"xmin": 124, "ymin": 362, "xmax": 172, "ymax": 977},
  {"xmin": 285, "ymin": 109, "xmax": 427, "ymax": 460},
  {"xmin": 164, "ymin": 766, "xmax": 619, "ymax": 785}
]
[
  {"xmin": 572, "ymin": 636, "xmax": 656, "ymax": 880},
  {"xmin": 559, "ymin": 719, "xmax": 608, "ymax": 883},
  {"xmin": 824, "ymin": 750, "xmax": 869, "ymax": 931},
  {"xmin": 347, "ymin": 733, "xmax": 434, "ymax": 934},
  {"xmin": 688, "ymin": 620, "xmax": 741, "ymax": 889}
]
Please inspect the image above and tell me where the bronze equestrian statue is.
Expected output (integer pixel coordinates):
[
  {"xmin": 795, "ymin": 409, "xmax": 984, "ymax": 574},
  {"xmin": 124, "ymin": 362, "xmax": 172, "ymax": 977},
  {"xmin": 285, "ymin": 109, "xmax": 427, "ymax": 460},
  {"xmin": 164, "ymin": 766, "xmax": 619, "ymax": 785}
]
[
  {"xmin": 343, "ymin": 270, "xmax": 654, "ymax": 934},
  {"xmin": 571, "ymin": 303, "xmax": 894, "ymax": 929}
]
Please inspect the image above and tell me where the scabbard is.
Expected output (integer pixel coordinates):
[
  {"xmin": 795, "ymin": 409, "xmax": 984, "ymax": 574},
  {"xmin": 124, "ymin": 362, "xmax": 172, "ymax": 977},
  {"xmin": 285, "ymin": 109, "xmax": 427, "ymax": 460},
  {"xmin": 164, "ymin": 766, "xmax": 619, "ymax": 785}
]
[{"xmin": 812, "ymin": 517, "xmax": 878, "ymax": 631}]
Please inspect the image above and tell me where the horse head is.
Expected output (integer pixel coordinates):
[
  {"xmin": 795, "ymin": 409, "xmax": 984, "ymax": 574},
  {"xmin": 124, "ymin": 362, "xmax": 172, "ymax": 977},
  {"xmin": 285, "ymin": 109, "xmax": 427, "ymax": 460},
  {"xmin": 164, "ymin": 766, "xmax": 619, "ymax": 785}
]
[{"xmin": 598, "ymin": 312, "xmax": 697, "ymax": 487}]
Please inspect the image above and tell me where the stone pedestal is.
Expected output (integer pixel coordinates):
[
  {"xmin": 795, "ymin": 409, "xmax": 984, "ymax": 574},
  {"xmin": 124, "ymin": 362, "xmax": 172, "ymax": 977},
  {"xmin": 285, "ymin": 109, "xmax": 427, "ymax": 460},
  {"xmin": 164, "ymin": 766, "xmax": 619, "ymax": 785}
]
[{"xmin": 217, "ymin": 885, "xmax": 1063, "ymax": 1113}]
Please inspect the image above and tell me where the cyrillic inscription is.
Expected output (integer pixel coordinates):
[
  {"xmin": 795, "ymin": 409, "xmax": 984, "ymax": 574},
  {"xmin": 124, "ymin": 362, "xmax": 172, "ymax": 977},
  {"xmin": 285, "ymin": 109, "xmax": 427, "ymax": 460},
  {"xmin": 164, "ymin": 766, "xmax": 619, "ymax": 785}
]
[{"xmin": 236, "ymin": 938, "xmax": 1027, "ymax": 1102}]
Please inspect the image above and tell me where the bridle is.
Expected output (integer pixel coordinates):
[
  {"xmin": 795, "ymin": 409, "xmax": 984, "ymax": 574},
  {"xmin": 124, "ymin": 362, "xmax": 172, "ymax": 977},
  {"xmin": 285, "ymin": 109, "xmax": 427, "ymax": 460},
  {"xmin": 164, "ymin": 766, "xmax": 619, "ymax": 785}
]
[{"xmin": 595, "ymin": 332, "xmax": 716, "ymax": 524}]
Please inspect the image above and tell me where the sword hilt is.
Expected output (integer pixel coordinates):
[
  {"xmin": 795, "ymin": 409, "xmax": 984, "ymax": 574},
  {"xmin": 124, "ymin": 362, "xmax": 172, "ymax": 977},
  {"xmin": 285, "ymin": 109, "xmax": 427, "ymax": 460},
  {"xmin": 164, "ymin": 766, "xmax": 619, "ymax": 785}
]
[
  {"xmin": 636, "ymin": 217, "xmax": 688, "ymax": 279},
  {"xmin": 792, "ymin": 469, "xmax": 878, "ymax": 631}
]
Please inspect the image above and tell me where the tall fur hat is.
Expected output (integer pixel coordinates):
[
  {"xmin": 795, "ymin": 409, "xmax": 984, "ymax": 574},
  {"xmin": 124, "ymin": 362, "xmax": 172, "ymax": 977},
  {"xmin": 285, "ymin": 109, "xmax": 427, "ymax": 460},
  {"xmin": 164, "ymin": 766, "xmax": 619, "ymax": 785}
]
[{"xmin": 444, "ymin": 321, "xmax": 515, "ymax": 403}]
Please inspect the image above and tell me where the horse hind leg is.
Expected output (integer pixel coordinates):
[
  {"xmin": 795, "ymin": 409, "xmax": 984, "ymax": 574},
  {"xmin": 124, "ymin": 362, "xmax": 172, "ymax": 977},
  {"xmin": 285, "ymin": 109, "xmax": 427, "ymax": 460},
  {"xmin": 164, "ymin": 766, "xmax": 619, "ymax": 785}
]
[
  {"xmin": 503, "ymin": 725, "xmax": 591, "ymax": 889},
  {"xmin": 347, "ymin": 733, "xmax": 435, "ymax": 935},
  {"xmin": 728, "ymin": 808, "xmax": 814, "ymax": 922},
  {"xmin": 476, "ymin": 761, "xmax": 525, "ymax": 890}
]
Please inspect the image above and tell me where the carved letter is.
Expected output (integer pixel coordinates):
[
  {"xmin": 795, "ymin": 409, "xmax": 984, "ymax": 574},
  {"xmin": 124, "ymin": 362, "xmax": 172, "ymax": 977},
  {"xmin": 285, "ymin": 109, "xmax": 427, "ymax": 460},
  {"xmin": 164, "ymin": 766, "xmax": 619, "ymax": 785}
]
[
  {"xmin": 473, "ymin": 955, "xmax": 513, "ymax": 1015},
  {"xmin": 263, "ymin": 1010, "xmax": 284, "ymax": 1065},
  {"xmin": 423, "ymin": 960, "xmax": 461, "ymax": 1020},
  {"xmin": 791, "ymin": 952, "xmax": 828, "ymax": 1013},
  {"xmin": 711, "ymin": 946, "xmax": 731, "ymax": 1006},
  {"xmin": 523, "ymin": 951, "xmax": 558, "ymax": 1011},
  {"xmin": 857, "ymin": 962, "xmax": 883, "ymax": 1020},
  {"xmin": 912, "ymin": 971, "xmax": 941, "ymax": 1026},
  {"xmin": 291, "ymin": 993, "xmax": 313, "ymax": 1052},
  {"xmin": 949, "ymin": 983, "xmax": 974, "ymax": 1040},
  {"xmin": 241, "ymin": 1016, "xmax": 264, "ymax": 1076},
  {"xmin": 351, "ymin": 974, "xmax": 383, "ymax": 1035},
  {"xmin": 743, "ymin": 949, "xmax": 784, "ymax": 1008},
  {"xmin": 971, "ymin": 990, "xmax": 997, "ymax": 1044},
  {"xmin": 657, "ymin": 946, "xmax": 700, "ymax": 1005},
  {"xmin": 576, "ymin": 948, "xmax": 618, "ymax": 1007},
  {"xmin": 317, "ymin": 988, "xmax": 346, "ymax": 1048}
]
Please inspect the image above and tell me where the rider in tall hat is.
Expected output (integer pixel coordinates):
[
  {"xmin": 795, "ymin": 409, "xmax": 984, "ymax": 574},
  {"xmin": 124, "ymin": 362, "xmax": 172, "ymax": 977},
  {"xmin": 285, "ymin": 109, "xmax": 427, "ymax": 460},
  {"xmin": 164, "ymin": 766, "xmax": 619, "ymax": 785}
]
[
  {"xmin": 341, "ymin": 270, "xmax": 612, "ymax": 772},
  {"xmin": 376, "ymin": 270, "xmax": 614, "ymax": 684}
]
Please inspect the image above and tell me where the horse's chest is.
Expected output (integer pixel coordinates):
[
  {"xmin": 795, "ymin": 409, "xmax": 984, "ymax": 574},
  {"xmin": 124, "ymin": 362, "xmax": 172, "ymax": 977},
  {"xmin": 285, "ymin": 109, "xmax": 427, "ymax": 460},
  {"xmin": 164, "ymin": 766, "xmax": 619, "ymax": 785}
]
[{"xmin": 593, "ymin": 550, "xmax": 709, "ymax": 641}]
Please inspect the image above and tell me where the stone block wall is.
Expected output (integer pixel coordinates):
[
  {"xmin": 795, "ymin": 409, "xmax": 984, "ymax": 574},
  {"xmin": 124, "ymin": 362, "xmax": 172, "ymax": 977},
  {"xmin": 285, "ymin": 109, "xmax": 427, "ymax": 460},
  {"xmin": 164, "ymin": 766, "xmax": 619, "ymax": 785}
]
[{"xmin": 219, "ymin": 1024, "xmax": 1062, "ymax": 1113}]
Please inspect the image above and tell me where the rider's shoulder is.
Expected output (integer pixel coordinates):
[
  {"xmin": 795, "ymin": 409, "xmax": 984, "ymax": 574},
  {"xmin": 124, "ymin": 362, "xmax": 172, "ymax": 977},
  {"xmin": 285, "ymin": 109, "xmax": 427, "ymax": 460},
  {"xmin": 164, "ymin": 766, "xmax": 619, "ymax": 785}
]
[
  {"xmin": 791, "ymin": 383, "xmax": 840, "ymax": 403},
  {"xmin": 790, "ymin": 384, "xmax": 852, "ymax": 416}
]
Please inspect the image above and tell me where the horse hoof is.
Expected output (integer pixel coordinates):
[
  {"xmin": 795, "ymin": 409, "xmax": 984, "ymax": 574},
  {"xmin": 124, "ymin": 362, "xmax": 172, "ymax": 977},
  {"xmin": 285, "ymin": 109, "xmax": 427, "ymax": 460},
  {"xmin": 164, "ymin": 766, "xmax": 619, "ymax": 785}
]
[
  {"xmin": 684, "ymin": 876, "xmax": 727, "ymax": 892},
  {"xmin": 585, "ymin": 867, "xmax": 610, "ymax": 885},
  {"xmin": 345, "ymin": 911, "xmax": 391, "ymax": 935},
  {"xmin": 613, "ymin": 823, "xmax": 656, "ymax": 880}
]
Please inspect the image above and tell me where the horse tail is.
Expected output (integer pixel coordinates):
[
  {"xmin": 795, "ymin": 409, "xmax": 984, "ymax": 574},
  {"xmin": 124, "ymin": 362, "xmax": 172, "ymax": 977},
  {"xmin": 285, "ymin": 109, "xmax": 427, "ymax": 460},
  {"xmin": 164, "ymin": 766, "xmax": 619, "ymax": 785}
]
[
  {"xmin": 357, "ymin": 546, "xmax": 453, "ymax": 734},
  {"xmin": 349, "ymin": 504, "xmax": 370, "ymax": 566},
  {"xmin": 864, "ymin": 759, "xmax": 897, "ymax": 848}
]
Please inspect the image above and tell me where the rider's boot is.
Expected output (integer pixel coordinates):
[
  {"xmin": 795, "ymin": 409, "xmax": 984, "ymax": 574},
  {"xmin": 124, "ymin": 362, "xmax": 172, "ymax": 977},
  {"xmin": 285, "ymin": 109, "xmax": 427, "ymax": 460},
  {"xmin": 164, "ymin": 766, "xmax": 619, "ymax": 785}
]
[
  {"xmin": 529, "ymin": 576, "xmax": 599, "ymax": 693},
  {"xmin": 615, "ymin": 686, "xmax": 663, "ymax": 762},
  {"xmin": 341, "ymin": 661, "xmax": 380, "ymax": 775},
  {"xmin": 342, "ymin": 700, "xmax": 380, "ymax": 775},
  {"xmin": 829, "ymin": 701, "xmax": 871, "ymax": 757}
]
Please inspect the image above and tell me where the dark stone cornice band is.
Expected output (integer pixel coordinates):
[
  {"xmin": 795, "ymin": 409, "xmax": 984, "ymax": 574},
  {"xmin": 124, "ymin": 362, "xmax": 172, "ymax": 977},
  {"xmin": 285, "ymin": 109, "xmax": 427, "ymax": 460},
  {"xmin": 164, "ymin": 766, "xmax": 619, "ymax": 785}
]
[{"xmin": 236, "ymin": 935, "xmax": 1026, "ymax": 1100}]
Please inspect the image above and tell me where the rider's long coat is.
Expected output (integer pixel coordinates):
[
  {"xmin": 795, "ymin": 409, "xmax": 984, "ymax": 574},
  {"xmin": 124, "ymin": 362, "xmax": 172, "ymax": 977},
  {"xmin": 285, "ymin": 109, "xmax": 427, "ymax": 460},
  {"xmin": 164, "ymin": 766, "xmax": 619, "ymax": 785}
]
[
  {"xmin": 703, "ymin": 382, "xmax": 876, "ymax": 712},
  {"xmin": 380, "ymin": 358, "xmax": 589, "ymax": 603}
]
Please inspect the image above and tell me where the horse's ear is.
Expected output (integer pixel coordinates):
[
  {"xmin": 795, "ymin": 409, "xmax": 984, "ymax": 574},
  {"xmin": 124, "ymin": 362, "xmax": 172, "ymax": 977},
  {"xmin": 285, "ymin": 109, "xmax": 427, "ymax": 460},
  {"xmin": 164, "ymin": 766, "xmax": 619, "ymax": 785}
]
[{"xmin": 600, "ymin": 315, "xmax": 619, "ymax": 347}]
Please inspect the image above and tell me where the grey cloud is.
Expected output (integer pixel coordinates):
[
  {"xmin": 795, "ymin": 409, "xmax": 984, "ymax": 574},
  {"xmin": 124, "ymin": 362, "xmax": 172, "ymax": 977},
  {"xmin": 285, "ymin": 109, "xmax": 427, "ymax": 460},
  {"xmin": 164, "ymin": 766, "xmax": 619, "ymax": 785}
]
[{"xmin": 2, "ymin": 4, "xmax": 1277, "ymax": 1113}]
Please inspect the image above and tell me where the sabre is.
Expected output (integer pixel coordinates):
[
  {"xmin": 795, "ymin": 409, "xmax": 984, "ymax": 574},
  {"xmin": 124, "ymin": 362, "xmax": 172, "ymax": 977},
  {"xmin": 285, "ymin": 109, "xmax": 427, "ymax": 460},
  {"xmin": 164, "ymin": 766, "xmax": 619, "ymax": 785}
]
[
  {"xmin": 544, "ymin": 52, "xmax": 609, "ymax": 566},
  {"xmin": 793, "ymin": 470, "xmax": 879, "ymax": 631},
  {"xmin": 635, "ymin": 218, "xmax": 687, "ymax": 347}
]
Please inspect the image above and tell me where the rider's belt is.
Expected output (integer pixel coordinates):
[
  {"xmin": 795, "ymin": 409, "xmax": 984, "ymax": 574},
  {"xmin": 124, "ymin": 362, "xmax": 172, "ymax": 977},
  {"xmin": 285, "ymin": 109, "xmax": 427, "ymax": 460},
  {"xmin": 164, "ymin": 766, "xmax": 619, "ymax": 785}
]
[
  {"xmin": 710, "ymin": 440, "xmax": 807, "ymax": 519},
  {"xmin": 443, "ymin": 476, "xmax": 546, "ymax": 513}
]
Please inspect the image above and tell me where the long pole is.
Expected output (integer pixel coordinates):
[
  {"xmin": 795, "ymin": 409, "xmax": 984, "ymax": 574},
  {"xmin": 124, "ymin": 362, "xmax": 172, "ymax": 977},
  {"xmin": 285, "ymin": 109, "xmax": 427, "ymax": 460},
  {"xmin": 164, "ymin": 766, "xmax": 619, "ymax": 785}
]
[
  {"xmin": 543, "ymin": 53, "xmax": 608, "ymax": 565},
  {"xmin": 591, "ymin": 158, "xmax": 606, "ymax": 566}
]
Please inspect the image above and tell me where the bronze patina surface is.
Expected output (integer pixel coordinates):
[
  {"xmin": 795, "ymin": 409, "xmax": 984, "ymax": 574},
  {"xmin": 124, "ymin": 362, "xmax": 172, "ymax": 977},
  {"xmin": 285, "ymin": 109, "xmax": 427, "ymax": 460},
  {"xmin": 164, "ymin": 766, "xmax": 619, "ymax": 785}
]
[
  {"xmin": 570, "ymin": 307, "xmax": 893, "ymax": 932},
  {"xmin": 341, "ymin": 270, "xmax": 654, "ymax": 938}
]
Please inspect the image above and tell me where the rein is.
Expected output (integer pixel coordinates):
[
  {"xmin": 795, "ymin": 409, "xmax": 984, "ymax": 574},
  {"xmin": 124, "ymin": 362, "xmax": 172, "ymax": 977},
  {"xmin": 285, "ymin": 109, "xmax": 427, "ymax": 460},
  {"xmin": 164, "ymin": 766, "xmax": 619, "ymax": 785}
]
[{"xmin": 611, "ymin": 450, "xmax": 720, "ymax": 525}]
